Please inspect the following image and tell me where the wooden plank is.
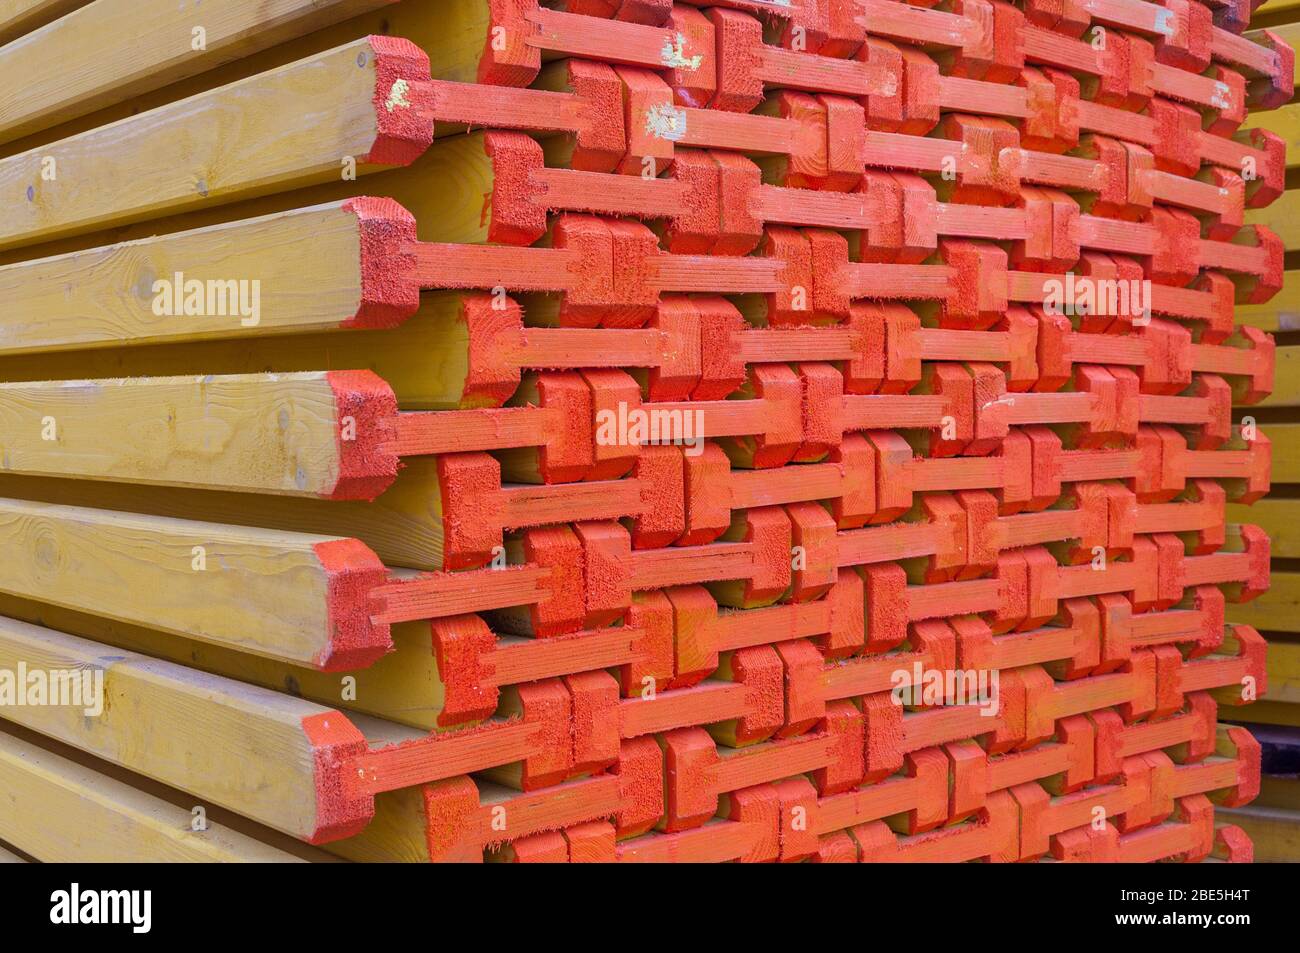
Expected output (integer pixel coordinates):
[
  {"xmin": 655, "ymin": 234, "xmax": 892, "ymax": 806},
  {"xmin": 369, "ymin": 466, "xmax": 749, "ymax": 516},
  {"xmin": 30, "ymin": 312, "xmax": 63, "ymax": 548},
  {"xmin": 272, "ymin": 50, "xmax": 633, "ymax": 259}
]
[
  {"xmin": 0, "ymin": 0, "xmax": 439, "ymax": 155},
  {"xmin": 1262, "ymin": 640, "xmax": 1300, "ymax": 705},
  {"xmin": 1236, "ymin": 270, "xmax": 1300, "ymax": 332},
  {"xmin": 0, "ymin": 725, "xmax": 308, "ymax": 861},
  {"xmin": 1246, "ymin": 189, "xmax": 1300, "ymax": 252},
  {"xmin": 0, "ymin": 0, "xmax": 397, "ymax": 144},
  {"xmin": 329, "ymin": 784, "xmax": 434, "ymax": 863},
  {"xmin": 0, "ymin": 201, "xmax": 397, "ymax": 356},
  {"xmin": 0, "ymin": 613, "xmax": 368, "ymax": 842},
  {"xmin": 1227, "ymin": 499, "xmax": 1300, "ymax": 556},
  {"xmin": 1258, "ymin": 776, "xmax": 1300, "ymax": 812},
  {"xmin": 1254, "ymin": 422, "xmax": 1300, "ymax": 483},
  {"xmin": 0, "ymin": 456, "xmax": 445, "ymax": 571},
  {"xmin": 0, "ymin": 0, "xmax": 84, "ymax": 47},
  {"xmin": 0, "ymin": 370, "xmax": 400, "ymax": 499},
  {"xmin": 0, "ymin": 497, "xmax": 391, "ymax": 670},
  {"xmin": 1258, "ymin": 345, "xmax": 1300, "ymax": 407},
  {"xmin": 1215, "ymin": 806, "xmax": 1300, "ymax": 862},
  {"xmin": 0, "ymin": 36, "xmax": 430, "ymax": 253},
  {"xmin": 1243, "ymin": 102, "xmax": 1300, "ymax": 171},
  {"xmin": 1254, "ymin": 3, "xmax": 1300, "ymax": 36},
  {"xmin": 0, "ymin": 593, "xmax": 447, "ymax": 731},
  {"xmin": 1227, "ymin": 571, "xmax": 1300, "ymax": 632},
  {"xmin": 1227, "ymin": 700, "xmax": 1300, "ymax": 726},
  {"xmin": 0, "ymin": 283, "xmax": 481, "ymax": 414}
]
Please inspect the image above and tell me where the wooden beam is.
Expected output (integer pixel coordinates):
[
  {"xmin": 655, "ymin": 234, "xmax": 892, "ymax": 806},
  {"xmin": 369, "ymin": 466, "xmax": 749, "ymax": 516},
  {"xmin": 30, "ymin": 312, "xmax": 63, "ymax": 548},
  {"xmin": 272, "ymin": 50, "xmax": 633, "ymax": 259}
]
[
  {"xmin": 1254, "ymin": 3, "xmax": 1300, "ymax": 38},
  {"xmin": 0, "ymin": 200, "xmax": 420, "ymax": 356},
  {"xmin": 0, "ymin": 613, "xmax": 374, "ymax": 842},
  {"xmin": 1254, "ymin": 422, "xmax": 1300, "ymax": 483},
  {"xmin": 0, "ymin": 724, "xmax": 310, "ymax": 861},
  {"xmin": 1227, "ymin": 499, "xmax": 1300, "ymax": 556},
  {"xmin": 0, "ymin": 593, "xmax": 448, "ymax": 731},
  {"xmin": 0, "ymin": 370, "xmax": 400, "ymax": 499},
  {"xmin": 1226, "ymin": 701, "xmax": 1300, "ymax": 727},
  {"xmin": 1227, "ymin": 570, "xmax": 1300, "ymax": 632},
  {"xmin": 0, "ymin": 0, "xmax": 85, "ymax": 47},
  {"xmin": 1243, "ymin": 103, "xmax": 1300, "ymax": 172},
  {"xmin": 1235, "ymin": 270, "xmax": 1300, "ymax": 332},
  {"xmin": 0, "ymin": 0, "xmax": 399, "ymax": 144},
  {"xmin": 1246, "ymin": 189, "xmax": 1300, "ymax": 252},
  {"xmin": 0, "ymin": 280, "xmax": 480, "ymax": 413},
  {"xmin": 1262, "ymin": 640, "xmax": 1300, "ymax": 706},
  {"xmin": 1258, "ymin": 775, "xmax": 1300, "ymax": 812},
  {"xmin": 1215, "ymin": 805, "xmax": 1300, "ymax": 862},
  {"xmin": 0, "ymin": 497, "xmax": 391, "ymax": 670},
  {"xmin": 329, "ymin": 784, "xmax": 437, "ymax": 862},
  {"xmin": 0, "ymin": 456, "xmax": 445, "ymax": 571},
  {"xmin": 0, "ymin": 36, "xmax": 431, "ymax": 253},
  {"xmin": 1257, "ymin": 346, "xmax": 1300, "ymax": 407}
]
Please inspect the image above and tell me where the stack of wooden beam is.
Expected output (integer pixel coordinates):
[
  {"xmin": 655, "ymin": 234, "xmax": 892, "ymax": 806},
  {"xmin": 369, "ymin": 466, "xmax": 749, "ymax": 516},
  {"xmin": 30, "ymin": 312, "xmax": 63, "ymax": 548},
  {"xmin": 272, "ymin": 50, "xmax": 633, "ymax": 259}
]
[
  {"xmin": 1218, "ymin": 0, "xmax": 1300, "ymax": 865},
  {"xmin": 0, "ymin": 0, "xmax": 1289, "ymax": 862}
]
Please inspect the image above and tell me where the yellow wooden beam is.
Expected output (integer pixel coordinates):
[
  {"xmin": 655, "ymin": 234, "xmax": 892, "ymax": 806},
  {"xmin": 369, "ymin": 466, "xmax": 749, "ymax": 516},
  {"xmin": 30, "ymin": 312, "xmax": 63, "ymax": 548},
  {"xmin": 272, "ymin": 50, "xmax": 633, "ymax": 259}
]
[
  {"xmin": 0, "ymin": 0, "xmax": 444, "ymax": 155},
  {"xmin": 1227, "ymin": 499, "xmax": 1300, "ymax": 555},
  {"xmin": 0, "ymin": 0, "xmax": 85, "ymax": 47},
  {"xmin": 1247, "ymin": 189, "xmax": 1300, "ymax": 253},
  {"xmin": 1235, "ymin": 270, "xmax": 1300, "ymax": 332},
  {"xmin": 0, "ymin": 613, "xmax": 363, "ymax": 841},
  {"xmin": 0, "ymin": 724, "xmax": 309, "ymax": 861},
  {"xmin": 1253, "ymin": 422, "xmax": 1300, "ymax": 484},
  {"xmin": 1255, "ymin": 1, "xmax": 1300, "ymax": 36},
  {"xmin": 0, "ymin": 0, "xmax": 398, "ymax": 144},
  {"xmin": 1257, "ymin": 345, "xmax": 1300, "ymax": 407},
  {"xmin": 329, "ymin": 784, "xmax": 434, "ymax": 863},
  {"xmin": 0, "ymin": 283, "xmax": 483, "ymax": 412},
  {"xmin": 1243, "ymin": 103, "xmax": 1300, "ymax": 170},
  {"xmin": 0, "ymin": 371, "xmax": 396, "ymax": 498},
  {"xmin": 0, "ymin": 455, "xmax": 444, "ymax": 571},
  {"xmin": 1262, "ymin": 639, "xmax": 1300, "ymax": 705},
  {"xmin": 0, "ymin": 497, "xmax": 391, "ymax": 670},
  {"xmin": 0, "ymin": 593, "xmax": 447, "ymax": 731},
  {"xmin": 1226, "ymin": 700, "xmax": 1300, "ymax": 726},
  {"xmin": 1215, "ymin": 806, "xmax": 1300, "ymax": 862},
  {"xmin": 0, "ymin": 201, "xmax": 389, "ymax": 355},
  {"xmin": 0, "ymin": 36, "xmax": 427, "ymax": 253},
  {"xmin": 1227, "ymin": 570, "xmax": 1300, "ymax": 631}
]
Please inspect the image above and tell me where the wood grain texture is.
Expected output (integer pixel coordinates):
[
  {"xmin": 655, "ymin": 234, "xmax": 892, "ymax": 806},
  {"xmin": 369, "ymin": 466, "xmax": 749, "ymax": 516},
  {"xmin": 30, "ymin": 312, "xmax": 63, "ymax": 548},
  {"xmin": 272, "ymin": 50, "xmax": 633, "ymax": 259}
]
[
  {"xmin": 0, "ymin": 496, "xmax": 380, "ymax": 667},
  {"xmin": 0, "ymin": 0, "xmax": 84, "ymax": 47},
  {"xmin": 0, "ymin": 371, "xmax": 348, "ymax": 496},
  {"xmin": 1228, "ymin": 499, "xmax": 1300, "ymax": 556},
  {"xmin": 0, "ymin": 0, "xmax": 397, "ymax": 144},
  {"xmin": 1258, "ymin": 345, "xmax": 1300, "ymax": 407},
  {"xmin": 1215, "ymin": 805, "xmax": 1300, "ymax": 862},
  {"xmin": 0, "ymin": 455, "xmax": 444, "ymax": 570},
  {"xmin": 0, "ymin": 614, "xmax": 338, "ymax": 839},
  {"xmin": 1243, "ymin": 102, "xmax": 1300, "ymax": 170},
  {"xmin": 329, "ymin": 784, "xmax": 431, "ymax": 862},
  {"xmin": 0, "ymin": 726, "xmax": 304, "ymax": 861},
  {"xmin": 0, "ymin": 290, "xmax": 478, "ymax": 412},
  {"xmin": 0, "ymin": 595, "xmax": 450, "ymax": 732},
  {"xmin": 1246, "ymin": 188, "xmax": 1300, "ymax": 252},
  {"xmin": 0, "ymin": 202, "xmax": 367, "ymax": 354},
  {"xmin": 0, "ymin": 37, "xmax": 397, "ymax": 253},
  {"xmin": 1256, "ymin": 422, "xmax": 1300, "ymax": 484},
  {"xmin": 1227, "ymin": 570, "xmax": 1300, "ymax": 632},
  {"xmin": 1235, "ymin": 270, "xmax": 1300, "ymax": 331}
]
